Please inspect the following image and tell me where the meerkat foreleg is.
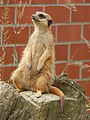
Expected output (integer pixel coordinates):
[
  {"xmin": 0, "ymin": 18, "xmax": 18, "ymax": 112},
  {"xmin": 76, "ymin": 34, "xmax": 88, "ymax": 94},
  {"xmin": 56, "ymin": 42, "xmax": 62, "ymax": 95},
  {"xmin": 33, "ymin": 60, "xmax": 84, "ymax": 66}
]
[
  {"xmin": 26, "ymin": 49, "xmax": 32, "ymax": 69},
  {"xmin": 37, "ymin": 49, "xmax": 51, "ymax": 72}
]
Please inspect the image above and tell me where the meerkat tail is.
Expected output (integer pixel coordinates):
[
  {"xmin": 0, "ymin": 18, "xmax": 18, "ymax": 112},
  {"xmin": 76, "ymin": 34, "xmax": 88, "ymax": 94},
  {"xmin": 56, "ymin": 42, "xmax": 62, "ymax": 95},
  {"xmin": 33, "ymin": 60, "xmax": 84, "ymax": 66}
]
[{"xmin": 49, "ymin": 86, "xmax": 64, "ymax": 111}]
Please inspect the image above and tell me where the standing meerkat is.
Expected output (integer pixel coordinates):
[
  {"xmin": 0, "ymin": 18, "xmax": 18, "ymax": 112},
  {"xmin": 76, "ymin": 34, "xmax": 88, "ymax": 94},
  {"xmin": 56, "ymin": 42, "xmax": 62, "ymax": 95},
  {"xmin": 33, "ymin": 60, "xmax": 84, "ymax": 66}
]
[{"xmin": 11, "ymin": 11, "xmax": 64, "ymax": 111}]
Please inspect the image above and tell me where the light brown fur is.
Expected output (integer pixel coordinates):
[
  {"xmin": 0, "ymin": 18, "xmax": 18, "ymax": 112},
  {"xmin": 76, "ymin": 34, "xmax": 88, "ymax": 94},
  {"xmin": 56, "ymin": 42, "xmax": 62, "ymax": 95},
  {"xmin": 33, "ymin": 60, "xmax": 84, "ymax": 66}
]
[{"xmin": 11, "ymin": 12, "xmax": 64, "ymax": 111}]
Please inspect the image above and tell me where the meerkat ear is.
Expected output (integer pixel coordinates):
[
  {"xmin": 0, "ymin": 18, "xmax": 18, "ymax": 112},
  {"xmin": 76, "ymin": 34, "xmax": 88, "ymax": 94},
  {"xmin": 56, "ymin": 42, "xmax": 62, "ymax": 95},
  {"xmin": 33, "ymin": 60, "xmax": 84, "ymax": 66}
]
[{"xmin": 48, "ymin": 20, "xmax": 52, "ymax": 26}]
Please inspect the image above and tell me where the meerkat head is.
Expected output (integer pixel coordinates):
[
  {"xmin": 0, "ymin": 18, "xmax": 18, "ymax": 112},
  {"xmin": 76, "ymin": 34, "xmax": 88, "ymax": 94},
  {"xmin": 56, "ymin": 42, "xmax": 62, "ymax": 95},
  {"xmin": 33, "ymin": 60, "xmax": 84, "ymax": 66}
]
[{"xmin": 32, "ymin": 11, "xmax": 52, "ymax": 32}]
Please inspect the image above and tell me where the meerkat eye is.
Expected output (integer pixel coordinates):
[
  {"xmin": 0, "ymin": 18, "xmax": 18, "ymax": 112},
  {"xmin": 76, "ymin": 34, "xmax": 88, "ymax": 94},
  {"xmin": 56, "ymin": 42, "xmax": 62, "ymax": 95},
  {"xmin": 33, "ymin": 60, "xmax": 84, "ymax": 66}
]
[
  {"xmin": 48, "ymin": 20, "xmax": 52, "ymax": 26},
  {"xmin": 38, "ymin": 14, "xmax": 46, "ymax": 19}
]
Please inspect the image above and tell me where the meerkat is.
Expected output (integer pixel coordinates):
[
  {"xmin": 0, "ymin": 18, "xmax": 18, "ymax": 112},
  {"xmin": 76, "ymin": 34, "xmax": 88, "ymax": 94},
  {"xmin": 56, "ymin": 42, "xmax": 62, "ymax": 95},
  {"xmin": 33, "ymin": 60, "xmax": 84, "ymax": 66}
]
[{"xmin": 11, "ymin": 11, "xmax": 64, "ymax": 111}]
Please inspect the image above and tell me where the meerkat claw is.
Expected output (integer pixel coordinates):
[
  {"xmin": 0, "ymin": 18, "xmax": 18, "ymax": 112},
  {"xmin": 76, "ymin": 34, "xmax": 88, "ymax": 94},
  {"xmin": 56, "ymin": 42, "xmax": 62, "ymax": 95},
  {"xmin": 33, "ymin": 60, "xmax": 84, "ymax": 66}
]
[
  {"xmin": 15, "ymin": 89, "xmax": 22, "ymax": 93},
  {"xmin": 37, "ymin": 68, "xmax": 42, "ymax": 73},
  {"xmin": 27, "ymin": 64, "xmax": 31, "ymax": 69}
]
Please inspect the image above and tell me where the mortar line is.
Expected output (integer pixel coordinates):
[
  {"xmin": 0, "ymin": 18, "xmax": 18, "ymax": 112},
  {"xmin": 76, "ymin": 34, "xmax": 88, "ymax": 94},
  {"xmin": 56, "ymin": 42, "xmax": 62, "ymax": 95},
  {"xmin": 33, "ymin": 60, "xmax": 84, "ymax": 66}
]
[
  {"xmin": 0, "ymin": 64, "xmax": 16, "ymax": 67},
  {"xmin": 55, "ymin": 40, "xmax": 90, "ymax": 45},
  {"xmin": 2, "ymin": 60, "xmax": 90, "ymax": 67},
  {"xmin": 1, "ymin": 27, "xmax": 2, "ymax": 45},
  {"xmin": 13, "ymin": 45, "xmax": 16, "ymax": 66},
  {"xmin": 69, "ymin": 0, "xmax": 72, "ymax": 23},
  {"xmin": 55, "ymin": 60, "xmax": 90, "ymax": 64},
  {"xmin": 15, "ymin": 6, "xmax": 17, "ymax": 24},
  {"xmin": 68, "ymin": 43, "xmax": 70, "ymax": 62},
  {"xmin": 56, "ymin": 0, "xmax": 59, "ymax": 4},
  {"xmin": 76, "ymin": 79, "xmax": 90, "ymax": 81},
  {"xmin": 55, "ymin": 25, "xmax": 58, "ymax": 42},
  {"xmin": 29, "ymin": 0, "xmax": 31, "ymax": 4},
  {"xmin": 0, "ymin": 40, "xmax": 89, "ymax": 47},
  {"xmin": 55, "ymin": 61, "xmax": 68, "ymax": 64},
  {"xmin": 29, "ymin": 24, "xmax": 31, "ymax": 38},
  {"xmin": 1, "ymin": 22, "xmax": 90, "ymax": 27},
  {"xmin": 54, "ymin": 22, "xmax": 90, "ymax": 26},
  {"xmin": 1, "ymin": 3, "xmax": 90, "ymax": 7},
  {"xmin": 1, "ymin": 60, "xmax": 90, "ymax": 67},
  {"xmin": 79, "ymin": 65, "xmax": 82, "ymax": 80},
  {"xmin": 81, "ymin": 24, "xmax": 84, "ymax": 42},
  {"xmin": 43, "ymin": 5, "xmax": 45, "ymax": 12},
  {"xmin": 0, "ymin": 44, "xmax": 26, "ymax": 47}
]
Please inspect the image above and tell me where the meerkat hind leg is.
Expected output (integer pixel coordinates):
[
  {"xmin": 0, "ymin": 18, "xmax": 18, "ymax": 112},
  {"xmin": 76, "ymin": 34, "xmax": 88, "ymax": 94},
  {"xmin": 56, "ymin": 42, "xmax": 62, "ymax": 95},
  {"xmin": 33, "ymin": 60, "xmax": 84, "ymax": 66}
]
[
  {"xmin": 15, "ymin": 88, "xmax": 22, "ymax": 93},
  {"xmin": 36, "ymin": 90, "xmax": 42, "ymax": 98},
  {"xmin": 13, "ymin": 81, "xmax": 23, "ymax": 93}
]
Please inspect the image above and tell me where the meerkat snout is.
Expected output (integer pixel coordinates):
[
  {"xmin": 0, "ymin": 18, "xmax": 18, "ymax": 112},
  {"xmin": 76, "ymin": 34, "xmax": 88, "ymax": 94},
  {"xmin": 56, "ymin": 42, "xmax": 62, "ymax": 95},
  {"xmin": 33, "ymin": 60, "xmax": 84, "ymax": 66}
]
[
  {"xmin": 32, "ymin": 11, "xmax": 53, "ymax": 27},
  {"xmin": 32, "ymin": 14, "xmax": 40, "ymax": 22}
]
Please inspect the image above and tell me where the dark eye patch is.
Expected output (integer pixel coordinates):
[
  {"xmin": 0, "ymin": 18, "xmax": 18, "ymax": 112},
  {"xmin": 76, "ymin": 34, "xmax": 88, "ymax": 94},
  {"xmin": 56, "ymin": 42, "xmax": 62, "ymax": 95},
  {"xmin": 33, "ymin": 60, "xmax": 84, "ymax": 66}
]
[
  {"xmin": 48, "ymin": 20, "xmax": 52, "ymax": 26},
  {"xmin": 38, "ymin": 14, "xmax": 46, "ymax": 19}
]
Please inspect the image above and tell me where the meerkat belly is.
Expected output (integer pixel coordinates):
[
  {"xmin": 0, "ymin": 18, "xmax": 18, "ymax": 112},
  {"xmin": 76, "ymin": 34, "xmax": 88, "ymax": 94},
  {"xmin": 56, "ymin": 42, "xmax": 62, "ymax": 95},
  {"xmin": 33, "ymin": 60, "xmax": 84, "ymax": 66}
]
[{"xmin": 31, "ymin": 42, "xmax": 45, "ymax": 71}]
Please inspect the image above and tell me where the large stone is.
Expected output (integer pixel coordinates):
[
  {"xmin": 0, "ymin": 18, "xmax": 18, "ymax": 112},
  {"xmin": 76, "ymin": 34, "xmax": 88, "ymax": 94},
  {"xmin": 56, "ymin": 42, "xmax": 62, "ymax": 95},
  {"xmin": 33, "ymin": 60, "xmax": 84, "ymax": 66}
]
[{"xmin": 0, "ymin": 74, "xmax": 88, "ymax": 120}]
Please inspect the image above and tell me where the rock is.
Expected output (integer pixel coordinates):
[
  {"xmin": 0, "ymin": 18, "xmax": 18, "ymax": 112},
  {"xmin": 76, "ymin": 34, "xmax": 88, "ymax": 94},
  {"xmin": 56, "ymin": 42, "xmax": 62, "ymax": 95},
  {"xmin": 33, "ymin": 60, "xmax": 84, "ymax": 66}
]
[{"xmin": 0, "ymin": 74, "xmax": 88, "ymax": 120}]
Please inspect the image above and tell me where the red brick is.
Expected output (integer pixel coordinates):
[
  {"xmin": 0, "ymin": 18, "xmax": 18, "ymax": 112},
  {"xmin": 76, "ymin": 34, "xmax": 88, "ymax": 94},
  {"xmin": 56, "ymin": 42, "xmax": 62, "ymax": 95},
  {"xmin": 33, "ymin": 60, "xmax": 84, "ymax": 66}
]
[
  {"xmin": 55, "ymin": 45, "xmax": 68, "ymax": 60},
  {"xmin": 17, "ymin": 6, "xmax": 43, "ymax": 24},
  {"xmin": 70, "ymin": 44, "xmax": 90, "ymax": 60},
  {"xmin": 3, "ymin": 0, "xmax": 29, "ymax": 4},
  {"xmin": 77, "ymin": 80, "xmax": 90, "ymax": 96},
  {"xmin": 55, "ymin": 63, "xmax": 66, "ymax": 76},
  {"xmin": 72, "ymin": 6, "xmax": 90, "ymax": 22},
  {"xmin": 58, "ymin": 0, "xmax": 83, "ymax": 4},
  {"xmin": 15, "ymin": 46, "xmax": 25, "ymax": 64},
  {"xmin": 71, "ymin": 0, "xmax": 83, "ymax": 3},
  {"xmin": 85, "ymin": 0, "xmax": 90, "ymax": 3},
  {"xmin": 0, "ymin": 47, "xmax": 2, "ymax": 61},
  {"xmin": 55, "ymin": 63, "xmax": 80, "ymax": 79},
  {"xmin": 45, "ymin": 6, "xmax": 70, "ymax": 23},
  {"xmin": 58, "ymin": 0, "xmax": 70, "ymax": 4},
  {"xmin": 57, "ymin": 25, "xmax": 81, "ymax": 42},
  {"xmin": 87, "ymin": 109, "xmax": 90, "ymax": 114},
  {"xmin": 1, "ymin": 66, "xmax": 16, "ymax": 81},
  {"xmin": 0, "ymin": 47, "xmax": 14, "ymax": 64},
  {"xmin": 65, "ymin": 64, "xmax": 80, "ymax": 79},
  {"xmin": 83, "ymin": 25, "xmax": 90, "ymax": 40},
  {"xmin": 30, "ymin": 26, "xmax": 34, "ymax": 35},
  {"xmin": 2, "ymin": 26, "xmax": 29, "ymax": 44},
  {"xmin": 31, "ymin": 0, "xmax": 56, "ymax": 4},
  {"xmin": 51, "ymin": 26, "xmax": 55, "ymax": 41},
  {"xmin": 0, "ymin": 7, "xmax": 15, "ymax": 24},
  {"xmin": 5, "ymin": 47, "xmax": 14, "ymax": 64},
  {"xmin": 86, "ymin": 97, "xmax": 90, "ymax": 104},
  {"xmin": 82, "ymin": 62, "xmax": 90, "ymax": 79}
]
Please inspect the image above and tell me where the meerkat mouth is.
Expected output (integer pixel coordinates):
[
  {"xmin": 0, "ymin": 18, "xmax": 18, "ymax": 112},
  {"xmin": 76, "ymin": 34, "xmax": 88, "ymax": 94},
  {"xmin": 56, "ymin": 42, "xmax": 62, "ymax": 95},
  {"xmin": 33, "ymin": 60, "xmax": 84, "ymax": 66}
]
[{"xmin": 32, "ymin": 15, "xmax": 40, "ymax": 22}]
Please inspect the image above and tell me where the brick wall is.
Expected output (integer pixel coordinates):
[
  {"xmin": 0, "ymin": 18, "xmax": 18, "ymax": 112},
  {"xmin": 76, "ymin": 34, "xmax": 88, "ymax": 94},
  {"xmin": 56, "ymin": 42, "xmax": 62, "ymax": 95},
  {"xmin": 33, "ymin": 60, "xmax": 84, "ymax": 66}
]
[{"xmin": 0, "ymin": 0, "xmax": 90, "ymax": 102}]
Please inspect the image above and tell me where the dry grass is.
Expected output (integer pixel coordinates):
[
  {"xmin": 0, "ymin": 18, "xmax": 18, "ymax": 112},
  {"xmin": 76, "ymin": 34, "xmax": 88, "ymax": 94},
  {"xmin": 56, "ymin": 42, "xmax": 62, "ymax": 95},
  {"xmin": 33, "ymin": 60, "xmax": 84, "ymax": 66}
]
[{"xmin": 0, "ymin": 7, "xmax": 10, "ymax": 81}]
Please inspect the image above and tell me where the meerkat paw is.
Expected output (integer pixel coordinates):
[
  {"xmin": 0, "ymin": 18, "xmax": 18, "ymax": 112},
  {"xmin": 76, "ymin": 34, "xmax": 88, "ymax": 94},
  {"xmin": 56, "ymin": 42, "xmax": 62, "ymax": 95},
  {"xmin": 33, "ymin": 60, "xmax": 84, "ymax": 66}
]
[
  {"xmin": 37, "ymin": 64, "xmax": 43, "ymax": 73},
  {"xmin": 26, "ymin": 59, "xmax": 31, "ymax": 69},
  {"xmin": 26, "ymin": 64, "xmax": 31, "ymax": 70},
  {"xmin": 36, "ymin": 90, "xmax": 42, "ymax": 98},
  {"xmin": 15, "ymin": 88, "xmax": 22, "ymax": 93}
]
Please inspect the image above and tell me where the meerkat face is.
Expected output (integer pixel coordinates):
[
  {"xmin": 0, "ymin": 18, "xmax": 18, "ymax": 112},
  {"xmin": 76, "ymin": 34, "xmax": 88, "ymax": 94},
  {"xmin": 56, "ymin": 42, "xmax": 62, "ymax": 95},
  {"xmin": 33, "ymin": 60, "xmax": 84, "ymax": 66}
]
[{"xmin": 32, "ymin": 11, "xmax": 52, "ymax": 27}]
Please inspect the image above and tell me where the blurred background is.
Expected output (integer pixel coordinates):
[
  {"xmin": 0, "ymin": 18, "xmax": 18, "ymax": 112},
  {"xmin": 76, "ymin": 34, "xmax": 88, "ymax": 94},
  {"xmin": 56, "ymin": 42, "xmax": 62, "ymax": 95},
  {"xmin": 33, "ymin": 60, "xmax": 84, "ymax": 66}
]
[{"xmin": 0, "ymin": 0, "xmax": 90, "ymax": 114}]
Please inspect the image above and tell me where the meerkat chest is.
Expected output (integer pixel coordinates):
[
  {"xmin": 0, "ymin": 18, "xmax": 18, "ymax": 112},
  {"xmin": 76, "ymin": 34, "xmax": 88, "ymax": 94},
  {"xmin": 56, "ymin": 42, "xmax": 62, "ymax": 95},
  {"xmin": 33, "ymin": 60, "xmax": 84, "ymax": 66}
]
[
  {"xmin": 29, "ymin": 31, "xmax": 53, "ymax": 58},
  {"xmin": 30, "ymin": 36, "xmax": 46, "ymax": 58}
]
